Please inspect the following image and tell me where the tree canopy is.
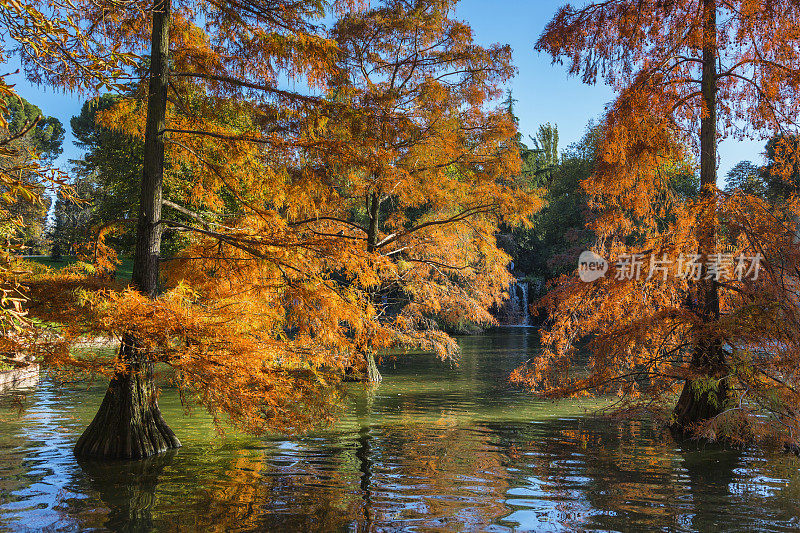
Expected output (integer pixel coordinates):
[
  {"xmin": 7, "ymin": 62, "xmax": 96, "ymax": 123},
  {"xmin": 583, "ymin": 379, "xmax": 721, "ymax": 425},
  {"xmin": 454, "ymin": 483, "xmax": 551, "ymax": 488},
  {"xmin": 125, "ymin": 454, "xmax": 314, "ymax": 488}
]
[
  {"xmin": 513, "ymin": 0, "xmax": 800, "ymax": 447},
  {"xmin": 5, "ymin": 0, "xmax": 800, "ymax": 462},
  {"xmin": 8, "ymin": 0, "xmax": 540, "ymax": 457}
]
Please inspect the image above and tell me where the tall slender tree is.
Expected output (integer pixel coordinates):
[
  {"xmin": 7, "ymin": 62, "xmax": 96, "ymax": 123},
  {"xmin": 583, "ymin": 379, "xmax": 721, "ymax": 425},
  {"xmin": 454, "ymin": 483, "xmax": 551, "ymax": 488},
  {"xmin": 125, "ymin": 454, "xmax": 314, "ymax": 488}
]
[
  {"xmin": 73, "ymin": 0, "xmax": 181, "ymax": 459},
  {"xmin": 317, "ymin": 0, "xmax": 532, "ymax": 379},
  {"xmin": 66, "ymin": 0, "xmax": 344, "ymax": 459},
  {"xmin": 513, "ymin": 0, "xmax": 800, "ymax": 444}
]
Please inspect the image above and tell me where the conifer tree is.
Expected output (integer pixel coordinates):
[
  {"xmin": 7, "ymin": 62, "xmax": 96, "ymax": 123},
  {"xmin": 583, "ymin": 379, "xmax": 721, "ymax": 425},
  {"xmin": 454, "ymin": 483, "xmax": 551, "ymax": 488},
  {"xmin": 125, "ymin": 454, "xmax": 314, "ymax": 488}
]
[
  {"xmin": 514, "ymin": 0, "xmax": 800, "ymax": 445},
  {"xmin": 19, "ymin": 0, "xmax": 539, "ymax": 458}
]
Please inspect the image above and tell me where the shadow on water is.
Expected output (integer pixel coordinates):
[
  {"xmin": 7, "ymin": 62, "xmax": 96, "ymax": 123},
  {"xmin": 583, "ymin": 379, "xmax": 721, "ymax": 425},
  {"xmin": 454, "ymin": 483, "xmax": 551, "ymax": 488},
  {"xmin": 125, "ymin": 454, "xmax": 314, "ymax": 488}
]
[
  {"xmin": 1, "ymin": 327, "xmax": 800, "ymax": 531},
  {"xmin": 77, "ymin": 451, "xmax": 177, "ymax": 532},
  {"xmin": 353, "ymin": 384, "xmax": 379, "ymax": 533}
]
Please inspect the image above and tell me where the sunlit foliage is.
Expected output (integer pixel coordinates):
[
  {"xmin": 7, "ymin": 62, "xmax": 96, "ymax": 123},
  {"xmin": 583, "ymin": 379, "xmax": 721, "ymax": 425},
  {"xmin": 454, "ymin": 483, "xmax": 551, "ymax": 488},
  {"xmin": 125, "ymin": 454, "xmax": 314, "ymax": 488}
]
[
  {"xmin": 16, "ymin": 0, "xmax": 539, "ymax": 435},
  {"xmin": 514, "ymin": 0, "xmax": 800, "ymax": 447}
]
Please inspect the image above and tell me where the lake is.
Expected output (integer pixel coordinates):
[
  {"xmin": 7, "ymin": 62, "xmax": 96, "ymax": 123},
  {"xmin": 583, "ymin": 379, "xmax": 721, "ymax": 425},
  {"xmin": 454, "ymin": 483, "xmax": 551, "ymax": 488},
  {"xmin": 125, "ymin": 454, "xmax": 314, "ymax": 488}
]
[{"xmin": 1, "ymin": 328, "xmax": 800, "ymax": 531}]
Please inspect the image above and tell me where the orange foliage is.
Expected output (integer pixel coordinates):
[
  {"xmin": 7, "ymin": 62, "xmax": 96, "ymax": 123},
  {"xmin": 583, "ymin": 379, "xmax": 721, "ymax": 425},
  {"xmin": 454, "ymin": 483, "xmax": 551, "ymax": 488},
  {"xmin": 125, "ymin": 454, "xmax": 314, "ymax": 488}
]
[
  {"xmin": 0, "ymin": 0, "xmax": 137, "ymax": 357},
  {"xmin": 18, "ymin": 0, "xmax": 540, "ymax": 433},
  {"xmin": 514, "ymin": 0, "xmax": 800, "ymax": 447}
]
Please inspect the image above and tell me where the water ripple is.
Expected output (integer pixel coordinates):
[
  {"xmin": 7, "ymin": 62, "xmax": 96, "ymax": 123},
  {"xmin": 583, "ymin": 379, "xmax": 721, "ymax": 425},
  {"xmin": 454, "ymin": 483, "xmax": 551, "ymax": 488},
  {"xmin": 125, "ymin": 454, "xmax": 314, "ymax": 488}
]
[{"xmin": 0, "ymin": 334, "xmax": 799, "ymax": 531}]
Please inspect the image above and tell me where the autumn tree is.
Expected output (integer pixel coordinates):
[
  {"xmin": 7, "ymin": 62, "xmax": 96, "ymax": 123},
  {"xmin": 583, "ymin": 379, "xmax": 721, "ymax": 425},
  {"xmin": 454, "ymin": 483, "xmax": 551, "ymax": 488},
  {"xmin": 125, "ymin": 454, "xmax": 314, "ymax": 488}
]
[
  {"xmin": 152, "ymin": 0, "xmax": 537, "ymax": 382},
  {"xmin": 513, "ymin": 0, "xmax": 800, "ymax": 445},
  {"xmin": 0, "ymin": 0, "xmax": 132, "ymax": 357},
  {"xmin": 0, "ymin": 0, "xmax": 339, "ymax": 458},
  {"xmin": 55, "ymin": 0, "xmax": 348, "ymax": 459},
  {"xmin": 309, "ymin": 0, "xmax": 535, "ymax": 378},
  {"xmin": 14, "ymin": 0, "xmax": 539, "ymax": 459}
]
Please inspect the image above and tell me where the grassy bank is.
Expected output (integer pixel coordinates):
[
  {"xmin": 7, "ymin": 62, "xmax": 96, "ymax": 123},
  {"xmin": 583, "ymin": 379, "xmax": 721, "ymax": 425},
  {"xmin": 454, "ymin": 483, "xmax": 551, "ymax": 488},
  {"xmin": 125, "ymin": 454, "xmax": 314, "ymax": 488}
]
[{"xmin": 23, "ymin": 256, "xmax": 134, "ymax": 281}]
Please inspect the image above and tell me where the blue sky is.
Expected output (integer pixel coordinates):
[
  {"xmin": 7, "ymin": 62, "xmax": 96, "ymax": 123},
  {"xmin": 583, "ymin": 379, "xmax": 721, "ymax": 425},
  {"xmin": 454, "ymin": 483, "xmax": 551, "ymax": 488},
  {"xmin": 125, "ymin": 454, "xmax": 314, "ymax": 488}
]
[
  {"xmin": 453, "ymin": 0, "xmax": 765, "ymax": 181},
  {"xmin": 11, "ymin": 0, "xmax": 764, "ymax": 182}
]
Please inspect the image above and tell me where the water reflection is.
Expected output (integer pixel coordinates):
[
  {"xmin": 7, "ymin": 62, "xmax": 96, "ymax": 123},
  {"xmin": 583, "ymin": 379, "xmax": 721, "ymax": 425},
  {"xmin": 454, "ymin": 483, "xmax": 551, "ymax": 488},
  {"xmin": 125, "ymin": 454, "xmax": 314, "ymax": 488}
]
[
  {"xmin": 76, "ymin": 452, "xmax": 177, "ymax": 531},
  {"xmin": 0, "ymin": 329, "xmax": 799, "ymax": 531}
]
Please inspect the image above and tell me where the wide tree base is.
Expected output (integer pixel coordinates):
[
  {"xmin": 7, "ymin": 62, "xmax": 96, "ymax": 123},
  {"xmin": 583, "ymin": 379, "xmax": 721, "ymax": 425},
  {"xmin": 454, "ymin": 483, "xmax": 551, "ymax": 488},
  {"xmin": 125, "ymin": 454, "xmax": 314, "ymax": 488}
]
[
  {"xmin": 670, "ymin": 377, "xmax": 729, "ymax": 437},
  {"xmin": 75, "ymin": 349, "xmax": 180, "ymax": 459}
]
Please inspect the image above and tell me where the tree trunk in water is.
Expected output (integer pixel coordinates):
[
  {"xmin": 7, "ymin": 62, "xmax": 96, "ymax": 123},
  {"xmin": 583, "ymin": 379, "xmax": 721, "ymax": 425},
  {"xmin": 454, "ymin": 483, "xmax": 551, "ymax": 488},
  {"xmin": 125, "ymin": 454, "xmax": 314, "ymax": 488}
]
[
  {"xmin": 672, "ymin": 0, "xmax": 729, "ymax": 435},
  {"xmin": 74, "ymin": 336, "xmax": 181, "ymax": 458},
  {"xmin": 365, "ymin": 352, "xmax": 382, "ymax": 383},
  {"xmin": 672, "ymin": 339, "xmax": 729, "ymax": 434},
  {"xmin": 358, "ymin": 192, "xmax": 383, "ymax": 382},
  {"xmin": 75, "ymin": 0, "xmax": 179, "ymax": 459}
]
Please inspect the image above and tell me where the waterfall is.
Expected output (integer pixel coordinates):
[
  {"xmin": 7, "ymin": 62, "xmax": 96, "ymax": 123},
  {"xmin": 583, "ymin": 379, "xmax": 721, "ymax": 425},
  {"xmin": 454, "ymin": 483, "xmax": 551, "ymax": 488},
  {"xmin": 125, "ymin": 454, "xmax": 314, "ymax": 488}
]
[{"xmin": 500, "ymin": 281, "xmax": 531, "ymax": 326}]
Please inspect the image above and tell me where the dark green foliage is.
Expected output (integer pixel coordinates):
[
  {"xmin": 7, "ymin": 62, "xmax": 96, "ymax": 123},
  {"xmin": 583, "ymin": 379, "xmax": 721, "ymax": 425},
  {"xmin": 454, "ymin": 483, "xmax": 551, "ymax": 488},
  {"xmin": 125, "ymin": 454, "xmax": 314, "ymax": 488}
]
[
  {"xmin": 50, "ymin": 177, "xmax": 103, "ymax": 259},
  {"xmin": 723, "ymin": 136, "xmax": 800, "ymax": 204},
  {"xmin": 503, "ymin": 123, "xmax": 596, "ymax": 281},
  {"xmin": 524, "ymin": 123, "xmax": 559, "ymax": 187},
  {"xmin": 2, "ymin": 94, "xmax": 63, "ymax": 253},
  {"xmin": 51, "ymin": 95, "xmax": 144, "ymax": 258},
  {"xmin": 669, "ymin": 169, "xmax": 700, "ymax": 199},
  {"xmin": 4, "ymin": 94, "xmax": 64, "ymax": 162},
  {"xmin": 724, "ymin": 161, "xmax": 766, "ymax": 198},
  {"xmin": 52, "ymin": 94, "xmax": 196, "ymax": 260},
  {"xmin": 70, "ymin": 95, "xmax": 143, "ymax": 248},
  {"xmin": 763, "ymin": 135, "xmax": 800, "ymax": 202}
]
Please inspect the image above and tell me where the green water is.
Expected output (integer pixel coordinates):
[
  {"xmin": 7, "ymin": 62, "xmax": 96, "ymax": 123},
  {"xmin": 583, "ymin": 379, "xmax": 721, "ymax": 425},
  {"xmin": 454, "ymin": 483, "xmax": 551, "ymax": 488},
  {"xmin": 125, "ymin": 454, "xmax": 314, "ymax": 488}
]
[{"xmin": 2, "ymin": 329, "xmax": 800, "ymax": 532}]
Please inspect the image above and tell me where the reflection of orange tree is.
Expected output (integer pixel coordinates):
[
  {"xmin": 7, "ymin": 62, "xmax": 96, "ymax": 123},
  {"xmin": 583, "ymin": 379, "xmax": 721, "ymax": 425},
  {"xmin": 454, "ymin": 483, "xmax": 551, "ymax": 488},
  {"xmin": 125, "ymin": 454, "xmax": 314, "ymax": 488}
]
[
  {"xmin": 184, "ymin": 451, "xmax": 270, "ymax": 529},
  {"xmin": 361, "ymin": 423, "xmax": 513, "ymax": 529},
  {"xmin": 176, "ymin": 447, "xmax": 363, "ymax": 531},
  {"xmin": 516, "ymin": 419, "xmax": 689, "ymax": 531},
  {"xmin": 504, "ymin": 418, "xmax": 800, "ymax": 531},
  {"xmin": 73, "ymin": 444, "xmax": 362, "ymax": 531}
]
